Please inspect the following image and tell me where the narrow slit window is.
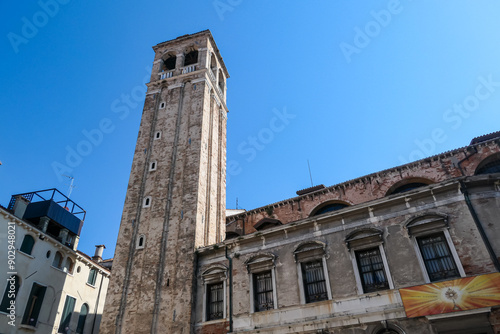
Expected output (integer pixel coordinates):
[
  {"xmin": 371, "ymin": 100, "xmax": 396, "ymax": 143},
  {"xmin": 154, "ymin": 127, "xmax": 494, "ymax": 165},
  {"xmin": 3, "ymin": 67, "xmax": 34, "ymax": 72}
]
[
  {"xmin": 160, "ymin": 102, "xmax": 165, "ymax": 109},
  {"xmin": 149, "ymin": 161, "xmax": 157, "ymax": 171},
  {"xmin": 143, "ymin": 197, "xmax": 151, "ymax": 208},
  {"xmin": 155, "ymin": 131, "xmax": 161, "ymax": 140}
]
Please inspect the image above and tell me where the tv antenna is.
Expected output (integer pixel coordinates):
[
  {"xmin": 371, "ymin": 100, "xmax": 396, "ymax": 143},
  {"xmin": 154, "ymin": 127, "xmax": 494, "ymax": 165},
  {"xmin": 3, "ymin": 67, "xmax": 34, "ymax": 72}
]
[
  {"xmin": 62, "ymin": 175, "xmax": 75, "ymax": 198},
  {"xmin": 307, "ymin": 160, "xmax": 314, "ymax": 187}
]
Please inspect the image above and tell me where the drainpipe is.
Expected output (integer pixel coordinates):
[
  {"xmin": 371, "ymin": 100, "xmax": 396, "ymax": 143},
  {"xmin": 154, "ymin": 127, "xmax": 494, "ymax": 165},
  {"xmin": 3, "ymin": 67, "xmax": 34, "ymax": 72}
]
[
  {"xmin": 225, "ymin": 246, "xmax": 233, "ymax": 333},
  {"xmin": 459, "ymin": 180, "xmax": 500, "ymax": 272}
]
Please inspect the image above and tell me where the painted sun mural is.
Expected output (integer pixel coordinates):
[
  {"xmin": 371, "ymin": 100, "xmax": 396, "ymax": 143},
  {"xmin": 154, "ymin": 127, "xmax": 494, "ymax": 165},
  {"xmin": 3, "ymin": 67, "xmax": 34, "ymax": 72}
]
[{"xmin": 399, "ymin": 273, "xmax": 500, "ymax": 318}]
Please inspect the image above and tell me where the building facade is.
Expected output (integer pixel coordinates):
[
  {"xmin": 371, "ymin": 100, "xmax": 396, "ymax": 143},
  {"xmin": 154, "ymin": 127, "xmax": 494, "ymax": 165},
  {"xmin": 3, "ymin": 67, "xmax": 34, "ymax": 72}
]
[
  {"xmin": 101, "ymin": 30, "xmax": 500, "ymax": 334},
  {"xmin": 0, "ymin": 189, "xmax": 109, "ymax": 334}
]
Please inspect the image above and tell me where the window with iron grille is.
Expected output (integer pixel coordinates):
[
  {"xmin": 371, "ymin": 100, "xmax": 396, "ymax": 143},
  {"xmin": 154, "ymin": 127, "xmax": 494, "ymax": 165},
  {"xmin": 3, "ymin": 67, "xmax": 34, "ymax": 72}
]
[
  {"xmin": 355, "ymin": 247, "xmax": 389, "ymax": 293},
  {"xmin": 206, "ymin": 282, "xmax": 224, "ymax": 321},
  {"xmin": 253, "ymin": 271, "xmax": 274, "ymax": 312},
  {"xmin": 417, "ymin": 232, "xmax": 459, "ymax": 282},
  {"xmin": 301, "ymin": 260, "xmax": 328, "ymax": 303}
]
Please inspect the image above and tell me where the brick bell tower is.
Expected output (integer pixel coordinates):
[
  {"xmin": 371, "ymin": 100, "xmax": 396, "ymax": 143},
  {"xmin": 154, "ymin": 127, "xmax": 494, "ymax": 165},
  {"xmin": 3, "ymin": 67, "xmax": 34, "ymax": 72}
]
[{"xmin": 100, "ymin": 30, "xmax": 229, "ymax": 334}]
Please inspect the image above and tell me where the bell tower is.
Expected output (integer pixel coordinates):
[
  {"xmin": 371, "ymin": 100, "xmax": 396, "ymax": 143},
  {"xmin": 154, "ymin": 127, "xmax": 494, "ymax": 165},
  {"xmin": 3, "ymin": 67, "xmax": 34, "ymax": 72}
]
[{"xmin": 100, "ymin": 30, "xmax": 229, "ymax": 334}]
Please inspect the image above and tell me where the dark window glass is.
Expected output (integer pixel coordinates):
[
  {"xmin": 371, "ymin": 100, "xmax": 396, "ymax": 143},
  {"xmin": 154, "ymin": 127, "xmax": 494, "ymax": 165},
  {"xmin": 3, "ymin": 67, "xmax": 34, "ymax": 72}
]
[
  {"xmin": 0, "ymin": 275, "xmax": 20, "ymax": 313},
  {"xmin": 52, "ymin": 251, "xmax": 63, "ymax": 269},
  {"xmin": 476, "ymin": 159, "xmax": 500, "ymax": 175},
  {"xmin": 163, "ymin": 56, "xmax": 176, "ymax": 70},
  {"xmin": 253, "ymin": 271, "xmax": 274, "ymax": 312},
  {"xmin": 58, "ymin": 295, "xmax": 76, "ymax": 333},
  {"xmin": 417, "ymin": 233, "xmax": 460, "ymax": 282},
  {"xmin": 356, "ymin": 247, "xmax": 389, "ymax": 293},
  {"xmin": 206, "ymin": 282, "xmax": 223, "ymax": 321},
  {"xmin": 391, "ymin": 182, "xmax": 428, "ymax": 195},
  {"xmin": 20, "ymin": 235, "xmax": 35, "ymax": 255},
  {"xmin": 22, "ymin": 283, "xmax": 46, "ymax": 326},
  {"xmin": 76, "ymin": 304, "xmax": 88, "ymax": 333},
  {"xmin": 313, "ymin": 203, "xmax": 348, "ymax": 216},
  {"xmin": 302, "ymin": 260, "xmax": 328, "ymax": 303},
  {"xmin": 87, "ymin": 269, "xmax": 97, "ymax": 286},
  {"xmin": 184, "ymin": 51, "xmax": 198, "ymax": 66}
]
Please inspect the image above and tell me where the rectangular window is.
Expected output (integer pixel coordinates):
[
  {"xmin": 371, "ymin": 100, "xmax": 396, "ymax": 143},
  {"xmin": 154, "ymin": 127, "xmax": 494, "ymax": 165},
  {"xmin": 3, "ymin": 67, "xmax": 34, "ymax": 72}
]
[
  {"xmin": 58, "ymin": 296, "xmax": 76, "ymax": 333},
  {"xmin": 253, "ymin": 271, "xmax": 274, "ymax": 312},
  {"xmin": 22, "ymin": 283, "xmax": 47, "ymax": 327},
  {"xmin": 206, "ymin": 282, "xmax": 224, "ymax": 321},
  {"xmin": 417, "ymin": 232, "xmax": 460, "ymax": 282},
  {"xmin": 301, "ymin": 260, "xmax": 328, "ymax": 303},
  {"xmin": 355, "ymin": 247, "xmax": 389, "ymax": 293},
  {"xmin": 87, "ymin": 268, "xmax": 97, "ymax": 286}
]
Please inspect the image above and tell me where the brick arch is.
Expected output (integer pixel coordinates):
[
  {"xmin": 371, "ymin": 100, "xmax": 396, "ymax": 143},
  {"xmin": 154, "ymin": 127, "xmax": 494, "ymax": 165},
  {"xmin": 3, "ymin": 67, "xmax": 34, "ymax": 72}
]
[
  {"xmin": 385, "ymin": 177, "xmax": 434, "ymax": 196},
  {"xmin": 475, "ymin": 152, "xmax": 500, "ymax": 175},
  {"xmin": 309, "ymin": 200, "xmax": 351, "ymax": 217}
]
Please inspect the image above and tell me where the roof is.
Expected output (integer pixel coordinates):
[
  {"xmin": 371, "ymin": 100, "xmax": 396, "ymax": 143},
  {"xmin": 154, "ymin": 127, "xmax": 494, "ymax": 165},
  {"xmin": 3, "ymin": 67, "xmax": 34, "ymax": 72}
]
[{"xmin": 470, "ymin": 131, "xmax": 500, "ymax": 145}]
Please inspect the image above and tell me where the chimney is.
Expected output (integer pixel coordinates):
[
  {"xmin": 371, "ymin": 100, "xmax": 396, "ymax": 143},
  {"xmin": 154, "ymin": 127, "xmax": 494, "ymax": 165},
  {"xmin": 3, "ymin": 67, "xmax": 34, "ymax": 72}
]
[
  {"xmin": 92, "ymin": 245, "xmax": 106, "ymax": 263},
  {"xmin": 13, "ymin": 195, "xmax": 30, "ymax": 219}
]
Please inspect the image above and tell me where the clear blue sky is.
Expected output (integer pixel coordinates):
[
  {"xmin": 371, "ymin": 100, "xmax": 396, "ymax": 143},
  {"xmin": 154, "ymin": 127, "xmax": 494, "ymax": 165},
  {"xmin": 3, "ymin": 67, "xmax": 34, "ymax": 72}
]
[{"xmin": 2, "ymin": 1, "xmax": 500, "ymax": 258}]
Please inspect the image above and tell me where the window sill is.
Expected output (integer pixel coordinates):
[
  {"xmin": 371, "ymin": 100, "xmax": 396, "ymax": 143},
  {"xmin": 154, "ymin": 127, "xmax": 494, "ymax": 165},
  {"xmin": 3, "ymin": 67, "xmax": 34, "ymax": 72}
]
[
  {"xmin": 51, "ymin": 265, "xmax": 73, "ymax": 275},
  {"xmin": 20, "ymin": 324, "xmax": 37, "ymax": 331},
  {"xmin": 18, "ymin": 250, "xmax": 35, "ymax": 259},
  {"xmin": 202, "ymin": 318, "xmax": 226, "ymax": 325},
  {"xmin": 86, "ymin": 282, "xmax": 96, "ymax": 289}
]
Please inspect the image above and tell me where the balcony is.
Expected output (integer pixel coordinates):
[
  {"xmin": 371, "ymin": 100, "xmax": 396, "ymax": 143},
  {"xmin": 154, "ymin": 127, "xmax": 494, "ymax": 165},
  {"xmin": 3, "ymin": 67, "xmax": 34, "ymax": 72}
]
[
  {"xmin": 159, "ymin": 70, "xmax": 174, "ymax": 80},
  {"xmin": 8, "ymin": 189, "xmax": 85, "ymax": 238},
  {"xmin": 181, "ymin": 65, "xmax": 197, "ymax": 74}
]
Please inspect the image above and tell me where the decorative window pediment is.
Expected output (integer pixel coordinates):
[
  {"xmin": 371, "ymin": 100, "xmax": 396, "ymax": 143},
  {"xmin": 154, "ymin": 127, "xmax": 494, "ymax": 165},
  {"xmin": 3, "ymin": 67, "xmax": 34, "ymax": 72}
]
[
  {"xmin": 404, "ymin": 213, "xmax": 448, "ymax": 236},
  {"xmin": 202, "ymin": 265, "xmax": 227, "ymax": 284},
  {"xmin": 293, "ymin": 241, "xmax": 326, "ymax": 262},
  {"xmin": 345, "ymin": 227, "xmax": 383, "ymax": 250},
  {"xmin": 245, "ymin": 253, "xmax": 276, "ymax": 273}
]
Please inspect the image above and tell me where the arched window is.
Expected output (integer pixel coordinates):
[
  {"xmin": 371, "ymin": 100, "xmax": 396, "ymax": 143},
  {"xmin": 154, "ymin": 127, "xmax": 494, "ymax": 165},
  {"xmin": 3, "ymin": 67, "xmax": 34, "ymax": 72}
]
[
  {"xmin": 20, "ymin": 234, "xmax": 35, "ymax": 255},
  {"xmin": 52, "ymin": 251, "xmax": 63, "ymax": 269},
  {"xmin": 184, "ymin": 50, "xmax": 198, "ymax": 66},
  {"xmin": 163, "ymin": 55, "xmax": 176, "ymax": 71},
  {"xmin": 76, "ymin": 303, "xmax": 89, "ymax": 334},
  {"xmin": 64, "ymin": 257, "xmax": 75, "ymax": 274},
  {"xmin": 0, "ymin": 275, "xmax": 20, "ymax": 313},
  {"xmin": 143, "ymin": 196, "xmax": 151, "ymax": 208},
  {"xmin": 310, "ymin": 202, "xmax": 349, "ymax": 216},
  {"xmin": 475, "ymin": 154, "xmax": 500, "ymax": 175},
  {"xmin": 386, "ymin": 178, "xmax": 433, "ymax": 196},
  {"xmin": 210, "ymin": 53, "xmax": 217, "ymax": 78},
  {"xmin": 137, "ymin": 234, "xmax": 145, "ymax": 249},
  {"xmin": 218, "ymin": 69, "xmax": 225, "ymax": 94}
]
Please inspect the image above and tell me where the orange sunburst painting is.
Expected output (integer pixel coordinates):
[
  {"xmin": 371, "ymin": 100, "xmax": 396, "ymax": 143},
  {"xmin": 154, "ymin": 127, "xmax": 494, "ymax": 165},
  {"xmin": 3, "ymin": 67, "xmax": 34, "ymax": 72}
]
[{"xmin": 399, "ymin": 273, "xmax": 500, "ymax": 318}]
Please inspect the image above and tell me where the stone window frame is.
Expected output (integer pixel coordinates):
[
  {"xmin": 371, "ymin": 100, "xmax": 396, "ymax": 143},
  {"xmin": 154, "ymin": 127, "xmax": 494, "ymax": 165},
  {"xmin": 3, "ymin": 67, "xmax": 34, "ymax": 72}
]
[
  {"xmin": 405, "ymin": 213, "xmax": 465, "ymax": 283},
  {"xmin": 293, "ymin": 241, "xmax": 332, "ymax": 304},
  {"xmin": 149, "ymin": 161, "xmax": 157, "ymax": 172},
  {"xmin": 244, "ymin": 253, "xmax": 278, "ymax": 313},
  {"xmin": 136, "ymin": 234, "xmax": 145, "ymax": 250},
  {"xmin": 345, "ymin": 228, "xmax": 394, "ymax": 295},
  {"xmin": 201, "ymin": 265, "xmax": 227, "ymax": 322},
  {"xmin": 143, "ymin": 196, "xmax": 151, "ymax": 208},
  {"xmin": 154, "ymin": 131, "xmax": 161, "ymax": 140}
]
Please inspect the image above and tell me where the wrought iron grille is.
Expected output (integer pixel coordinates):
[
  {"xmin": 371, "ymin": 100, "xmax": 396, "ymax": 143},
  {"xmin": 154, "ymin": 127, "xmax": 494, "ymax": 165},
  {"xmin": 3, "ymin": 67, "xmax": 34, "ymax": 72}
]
[
  {"xmin": 417, "ymin": 233, "xmax": 459, "ymax": 282},
  {"xmin": 206, "ymin": 282, "xmax": 224, "ymax": 321},
  {"xmin": 253, "ymin": 271, "xmax": 274, "ymax": 312},
  {"xmin": 302, "ymin": 260, "xmax": 328, "ymax": 303},
  {"xmin": 355, "ymin": 247, "xmax": 389, "ymax": 293}
]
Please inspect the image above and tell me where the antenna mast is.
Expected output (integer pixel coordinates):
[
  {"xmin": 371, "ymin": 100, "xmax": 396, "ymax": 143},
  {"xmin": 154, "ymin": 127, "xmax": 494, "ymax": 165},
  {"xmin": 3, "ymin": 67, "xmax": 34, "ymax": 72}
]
[
  {"xmin": 62, "ymin": 175, "xmax": 75, "ymax": 198},
  {"xmin": 307, "ymin": 160, "xmax": 314, "ymax": 187}
]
